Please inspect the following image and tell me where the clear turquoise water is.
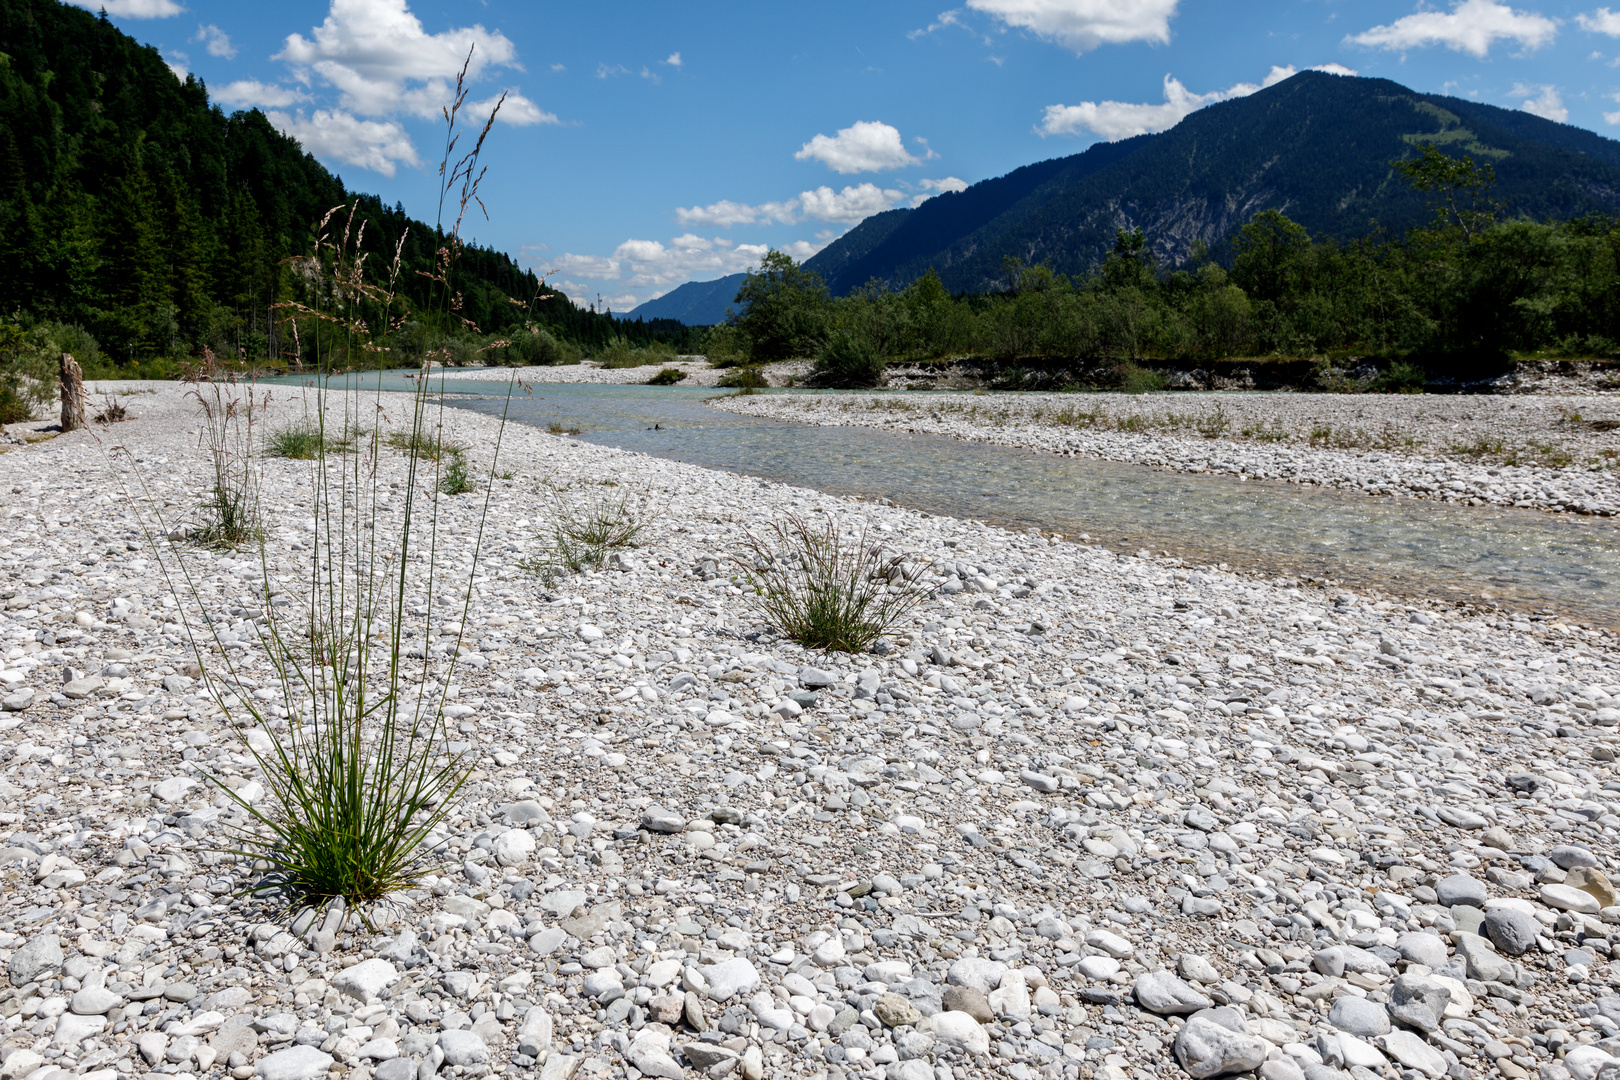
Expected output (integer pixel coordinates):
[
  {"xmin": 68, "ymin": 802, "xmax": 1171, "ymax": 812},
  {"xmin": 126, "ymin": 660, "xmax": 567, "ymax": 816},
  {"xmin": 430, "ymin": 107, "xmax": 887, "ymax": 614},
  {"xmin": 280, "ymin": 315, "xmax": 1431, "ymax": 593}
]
[{"xmin": 271, "ymin": 372, "xmax": 1620, "ymax": 625}]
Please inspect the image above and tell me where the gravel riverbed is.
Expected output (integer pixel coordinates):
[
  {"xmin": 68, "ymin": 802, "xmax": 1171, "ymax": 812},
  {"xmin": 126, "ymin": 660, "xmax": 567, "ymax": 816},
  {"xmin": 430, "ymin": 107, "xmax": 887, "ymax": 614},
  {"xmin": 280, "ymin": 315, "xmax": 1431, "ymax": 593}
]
[
  {"xmin": 713, "ymin": 392, "xmax": 1620, "ymax": 518},
  {"xmin": 3, "ymin": 384, "xmax": 1620, "ymax": 1080}
]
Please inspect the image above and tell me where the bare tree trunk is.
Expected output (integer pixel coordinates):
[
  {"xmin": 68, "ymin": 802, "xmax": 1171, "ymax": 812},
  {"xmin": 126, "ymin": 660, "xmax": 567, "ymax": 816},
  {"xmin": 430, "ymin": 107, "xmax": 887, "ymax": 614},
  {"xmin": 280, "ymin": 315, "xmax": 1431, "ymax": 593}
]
[{"xmin": 59, "ymin": 353, "xmax": 86, "ymax": 432}]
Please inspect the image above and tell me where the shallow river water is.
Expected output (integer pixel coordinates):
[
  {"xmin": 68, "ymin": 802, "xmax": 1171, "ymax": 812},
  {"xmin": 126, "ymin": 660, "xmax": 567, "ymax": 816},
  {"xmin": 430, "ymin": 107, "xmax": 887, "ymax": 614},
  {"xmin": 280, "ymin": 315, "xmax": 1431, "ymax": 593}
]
[{"xmin": 276, "ymin": 373, "xmax": 1620, "ymax": 626}]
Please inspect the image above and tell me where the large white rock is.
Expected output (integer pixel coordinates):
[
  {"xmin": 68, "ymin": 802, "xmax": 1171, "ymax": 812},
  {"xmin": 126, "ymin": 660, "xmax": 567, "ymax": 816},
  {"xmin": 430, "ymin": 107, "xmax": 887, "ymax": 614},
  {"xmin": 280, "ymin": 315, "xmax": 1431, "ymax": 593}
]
[
  {"xmin": 1379, "ymin": 1031, "xmax": 1448, "ymax": 1079},
  {"xmin": 255, "ymin": 1046, "xmax": 334, "ymax": 1080},
  {"xmin": 699, "ymin": 958, "xmax": 760, "ymax": 1002},
  {"xmin": 926, "ymin": 1011, "xmax": 990, "ymax": 1055},
  {"xmin": 52, "ymin": 1012, "xmax": 106, "ymax": 1047},
  {"xmin": 517, "ymin": 1006, "xmax": 554, "ymax": 1059},
  {"xmin": 494, "ymin": 828, "xmax": 536, "ymax": 867},
  {"xmin": 332, "ymin": 959, "xmax": 399, "ymax": 1004},
  {"xmin": 1174, "ymin": 1016, "xmax": 1269, "ymax": 1079}
]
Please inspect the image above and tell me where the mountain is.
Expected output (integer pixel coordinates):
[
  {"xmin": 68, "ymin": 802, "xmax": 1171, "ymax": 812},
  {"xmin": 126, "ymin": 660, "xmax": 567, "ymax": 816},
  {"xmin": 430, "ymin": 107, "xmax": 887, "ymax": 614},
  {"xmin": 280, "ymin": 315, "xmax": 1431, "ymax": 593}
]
[
  {"xmin": 804, "ymin": 72, "xmax": 1620, "ymax": 296},
  {"xmin": 0, "ymin": 0, "xmax": 578, "ymax": 365},
  {"xmin": 627, "ymin": 273, "xmax": 746, "ymax": 326}
]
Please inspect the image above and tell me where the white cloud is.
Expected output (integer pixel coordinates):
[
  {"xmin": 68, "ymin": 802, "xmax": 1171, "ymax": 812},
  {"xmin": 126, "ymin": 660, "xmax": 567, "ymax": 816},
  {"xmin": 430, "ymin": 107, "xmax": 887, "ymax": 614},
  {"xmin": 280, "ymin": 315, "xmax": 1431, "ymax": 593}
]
[
  {"xmin": 798, "ymin": 183, "xmax": 905, "ymax": 224},
  {"xmin": 277, "ymin": 0, "xmax": 539, "ymax": 124},
  {"xmin": 165, "ymin": 52, "xmax": 188, "ymax": 80},
  {"xmin": 1606, "ymin": 92, "xmax": 1620, "ymax": 125},
  {"xmin": 193, "ymin": 23, "xmax": 236, "ymax": 59},
  {"xmin": 67, "ymin": 0, "xmax": 183, "ymax": 17},
  {"xmin": 264, "ymin": 109, "xmax": 420, "ymax": 176},
  {"xmin": 795, "ymin": 121, "xmax": 928, "ymax": 174},
  {"xmin": 675, "ymin": 199, "xmax": 800, "ymax": 227},
  {"xmin": 912, "ymin": 176, "xmax": 970, "ymax": 206},
  {"xmin": 1349, "ymin": 0, "xmax": 1558, "ymax": 58},
  {"xmin": 550, "ymin": 235, "xmax": 826, "ymax": 296},
  {"xmin": 664, "ymin": 52, "xmax": 683, "ymax": 66},
  {"xmin": 1510, "ymin": 82, "xmax": 1569, "ymax": 120},
  {"xmin": 965, "ymin": 0, "xmax": 1179, "ymax": 52},
  {"xmin": 214, "ymin": 79, "xmax": 311, "ymax": 109},
  {"xmin": 596, "ymin": 63, "xmax": 631, "ymax": 78},
  {"xmin": 467, "ymin": 93, "xmax": 558, "ymax": 126},
  {"xmin": 1578, "ymin": 7, "xmax": 1620, "ymax": 34},
  {"xmin": 1037, "ymin": 64, "xmax": 1344, "ymax": 140}
]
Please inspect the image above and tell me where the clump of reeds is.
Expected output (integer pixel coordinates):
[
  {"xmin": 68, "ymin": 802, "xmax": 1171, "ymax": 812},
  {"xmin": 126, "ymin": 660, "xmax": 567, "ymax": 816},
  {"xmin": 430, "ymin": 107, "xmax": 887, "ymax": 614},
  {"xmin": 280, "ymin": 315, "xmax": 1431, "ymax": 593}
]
[{"xmin": 734, "ymin": 513, "xmax": 928, "ymax": 653}]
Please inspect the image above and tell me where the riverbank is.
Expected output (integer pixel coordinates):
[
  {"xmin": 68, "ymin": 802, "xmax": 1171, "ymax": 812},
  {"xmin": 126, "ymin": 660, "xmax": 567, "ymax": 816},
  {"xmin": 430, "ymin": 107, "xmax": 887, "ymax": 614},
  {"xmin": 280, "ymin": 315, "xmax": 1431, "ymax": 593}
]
[
  {"xmin": 3, "ymin": 382, "xmax": 1620, "ymax": 1080},
  {"xmin": 715, "ymin": 390, "xmax": 1620, "ymax": 518}
]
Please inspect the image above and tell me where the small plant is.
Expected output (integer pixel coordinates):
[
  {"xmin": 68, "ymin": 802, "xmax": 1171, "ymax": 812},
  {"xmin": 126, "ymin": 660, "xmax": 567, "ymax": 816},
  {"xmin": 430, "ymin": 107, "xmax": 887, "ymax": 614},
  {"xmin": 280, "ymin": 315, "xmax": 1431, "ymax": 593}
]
[
  {"xmin": 735, "ymin": 513, "xmax": 929, "ymax": 653},
  {"xmin": 438, "ymin": 448, "xmax": 476, "ymax": 495},
  {"xmin": 1449, "ymin": 435, "xmax": 1508, "ymax": 458},
  {"xmin": 266, "ymin": 418, "xmax": 328, "ymax": 460},
  {"xmin": 647, "ymin": 367, "xmax": 686, "ymax": 385},
  {"xmin": 1309, "ymin": 424, "xmax": 1333, "ymax": 445},
  {"xmin": 187, "ymin": 350, "xmax": 263, "ymax": 548},
  {"xmin": 92, "ymin": 395, "xmax": 127, "ymax": 424},
  {"xmin": 386, "ymin": 429, "xmax": 454, "ymax": 461},
  {"xmin": 1195, "ymin": 403, "xmax": 1230, "ymax": 439},
  {"xmin": 546, "ymin": 421, "xmax": 582, "ymax": 435},
  {"xmin": 523, "ymin": 485, "xmax": 655, "ymax": 577}
]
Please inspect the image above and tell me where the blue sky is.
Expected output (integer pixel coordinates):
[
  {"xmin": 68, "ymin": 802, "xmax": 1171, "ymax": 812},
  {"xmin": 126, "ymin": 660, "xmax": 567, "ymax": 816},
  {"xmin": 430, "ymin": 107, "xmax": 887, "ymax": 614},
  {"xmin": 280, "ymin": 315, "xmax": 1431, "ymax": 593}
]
[{"xmin": 85, "ymin": 0, "xmax": 1620, "ymax": 312}]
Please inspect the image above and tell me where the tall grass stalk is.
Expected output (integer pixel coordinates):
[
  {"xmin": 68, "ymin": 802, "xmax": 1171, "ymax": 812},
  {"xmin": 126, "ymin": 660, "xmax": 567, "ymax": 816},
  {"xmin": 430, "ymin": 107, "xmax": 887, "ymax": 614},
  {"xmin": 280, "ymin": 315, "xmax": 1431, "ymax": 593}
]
[
  {"xmin": 735, "ymin": 513, "xmax": 928, "ymax": 653},
  {"xmin": 124, "ymin": 52, "xmax": 523, "ymax": 928}
]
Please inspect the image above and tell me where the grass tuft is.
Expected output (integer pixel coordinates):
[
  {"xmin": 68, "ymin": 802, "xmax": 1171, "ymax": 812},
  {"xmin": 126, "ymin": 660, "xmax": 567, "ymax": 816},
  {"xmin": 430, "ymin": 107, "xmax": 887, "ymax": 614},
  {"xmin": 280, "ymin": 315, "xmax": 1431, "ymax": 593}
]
[
  {"xmin": 646, "ymin": 367, "xmax": 687, "ymax": 386},
  {"xmin": 735, "ymin": 513, "xmax": 928, "ymax": 653}
]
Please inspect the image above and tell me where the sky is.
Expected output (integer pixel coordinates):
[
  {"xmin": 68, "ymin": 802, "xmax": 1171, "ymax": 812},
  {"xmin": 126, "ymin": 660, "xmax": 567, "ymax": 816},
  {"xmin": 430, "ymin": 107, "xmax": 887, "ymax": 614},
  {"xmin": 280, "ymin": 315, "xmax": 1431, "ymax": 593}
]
[{"xmin": 84, "ymin": 0, "xmax": 1620, "ymax": 312}]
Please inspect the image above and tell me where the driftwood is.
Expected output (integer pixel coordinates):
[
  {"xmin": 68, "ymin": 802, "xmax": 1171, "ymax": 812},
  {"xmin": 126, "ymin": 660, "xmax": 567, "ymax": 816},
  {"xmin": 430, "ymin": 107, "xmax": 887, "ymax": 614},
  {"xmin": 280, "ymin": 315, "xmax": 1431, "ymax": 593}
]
[{"xmin": 59, "ymin": 352, "xmax": 85, "ymax": 432}]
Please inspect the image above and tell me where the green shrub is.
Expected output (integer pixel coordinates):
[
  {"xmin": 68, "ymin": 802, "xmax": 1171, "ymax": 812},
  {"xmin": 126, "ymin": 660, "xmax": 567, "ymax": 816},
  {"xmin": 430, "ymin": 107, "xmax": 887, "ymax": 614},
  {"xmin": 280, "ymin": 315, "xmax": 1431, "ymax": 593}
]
[
  {"xmin": 813, "ymin": 330, "xmax": 887, "ymax": 388},
  {"xmin": 717, "ymin": 366, "xmax": 767, "ymax": 389},
  {"xmin": 646, "ymin": 367, "xmax": 686, "ymax": 385},
  {"xmin": 1371, "ymin": 360, "xmax": 1427, "ymax": 394},
  {"xmin": 596, "ymin": 337, "xmax": 676, "ymax": 368},
  {"xmin": 736, "ymin": 513, "xmax": 927, "ymax": 653},
  {"xmin": 1113, "ymin": 362, "xmax": 1169, "ymax": 393},
  {"xmin": 522, "ymin": 486, "xmax": 655, "ymax": 579}
]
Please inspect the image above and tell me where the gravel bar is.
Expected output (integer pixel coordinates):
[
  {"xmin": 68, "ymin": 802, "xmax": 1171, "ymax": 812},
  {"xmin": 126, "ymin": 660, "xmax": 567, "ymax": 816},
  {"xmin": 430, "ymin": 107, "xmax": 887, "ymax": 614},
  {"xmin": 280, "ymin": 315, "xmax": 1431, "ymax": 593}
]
[
  {"xmin": 1, "ymin": 383, "xmax": 1620, "ymax": 1080},
  {"xmin": 714, "ymin": 391, "xmax": 1620, "ymax": 518}
]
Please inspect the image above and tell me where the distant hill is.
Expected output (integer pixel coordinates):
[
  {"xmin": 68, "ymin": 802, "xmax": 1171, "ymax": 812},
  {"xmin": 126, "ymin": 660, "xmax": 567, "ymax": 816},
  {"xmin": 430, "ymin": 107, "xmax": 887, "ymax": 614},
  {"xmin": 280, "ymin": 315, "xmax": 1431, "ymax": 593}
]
[
  {"xmin": 627, "ymin": 273, "xmax": 745, "ymax": 326},
  {"xmin": 803, "ymin": 71, "xmax": 1620, "ymax": 296},
  {"xmin": 0, "ymin": 0, "xmax": 665, "ymax": 364}
]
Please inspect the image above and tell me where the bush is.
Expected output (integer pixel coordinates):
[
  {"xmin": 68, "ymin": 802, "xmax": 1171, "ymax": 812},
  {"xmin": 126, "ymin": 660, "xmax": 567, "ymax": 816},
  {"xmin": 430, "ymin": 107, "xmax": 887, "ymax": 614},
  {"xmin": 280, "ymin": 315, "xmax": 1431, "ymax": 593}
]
[
  {"xmin": 1371, "ymin": 360, "xmax": 1427, "ymax": 393},
  {"xmin": 735, "ymin": 513, "xmax": 927, "ymax": 653},
  {"xmin": 1113, "ymin": 362, "xmax": 1169, "ymax": 393},
  {"xmin": 702, "ymin": 325, "xmax": 747, "ymax": 367},
  {"xmin": 718, "ymin": 366, "xmax": 767, "ymax": 389},
  {"xmin": 596, "ymin": 337, "xmax": 676, "ymax": 368},
  {"xmin": 813, "ymin": 330, "xmax": 887, "ymax": 388},
  {"xmin": 646, "ymin": 367, "xmax": 686, "ymax": 385},
  {"xmin": 495, "ymin": 327, "xmax": 579, "ymax": 366}
]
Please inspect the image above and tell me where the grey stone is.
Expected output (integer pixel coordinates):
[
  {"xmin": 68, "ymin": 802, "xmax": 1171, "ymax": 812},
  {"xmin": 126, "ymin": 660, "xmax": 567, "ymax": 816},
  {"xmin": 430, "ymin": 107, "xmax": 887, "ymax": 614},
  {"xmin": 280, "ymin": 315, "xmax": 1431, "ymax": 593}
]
[
  {"xmin": 1435, "ymin": 874, "xmax": 1488, "ymax": 908},
  {"xmin": 1328, "ymin": 996, "xmax": 1390, "ymax": 1038},
  {"xmin": 1378, "ymin": 1030, "xmax": 1448, "ymax": 1078},
  {"xmin": 374, "ymin": 1059, "xmax": 416, "ymax": 1080},
  {"xmin": 1393, "ymin": 932, "xmax": 1448, "ymax": 969},
  {"xmin": 8, "ymin": 934, "xmax": 62, "ymax": 986},
  {"xmin": 941, "ymin": 985, "xmax": 993, "ymax": 1024},
  {"xmin": 1454, "ymin": 933, "xmax": 1517, "ymax": 982},
  {"xmin": 1311, "ymin": 945, "xmax": 1391, "ymax": 979},
  {"xmin": 1174, "ymin": 1015, "xmax": 1269, "ymax": 1079},
  {"xmin": 255, "ymin": 1046, "xmax": 334, "ymax": 1080},
  {"xmin": 52, "ymin": 1012, "xmax": 105, "ymax": 1047},
  {"xmin": 69, "ymin": 987, "xmax": 123, "ymax": 1015},
  {"xmin": 1483, "ymin": 908, "xmax": 1539, "ymax": 956},
  {"xmin": 799, "ymin": 666, "xmax": 837, "ymax": 688},
  {"xmin": 503, "ymin": 800, "xmax": 551, "ymax": 826},
  {"xmin": 1387, "ymin": 974, "xmax": 1450, "ymax": 1034},
  {"xmin": 1550, "ymin": 845, "xmax": 1602, "ymax": 870},
  {"xmin": 516, "ymin": 1008, "xmax": 553, "ymax": 1060},
  {"xmin": 1134, "ymin": 971, "xmax": 1212, "ymax": 1015},
  {"xmin": 1, "ymin": 689, "xmax": 32, "ymax": 712},
  {"xmin": 528, "ymin": 928, "xmax": 568, "ymax": 956},
  {"xmin": 640, "ymin": 809, "xmax": 684, "ymax": 834}
]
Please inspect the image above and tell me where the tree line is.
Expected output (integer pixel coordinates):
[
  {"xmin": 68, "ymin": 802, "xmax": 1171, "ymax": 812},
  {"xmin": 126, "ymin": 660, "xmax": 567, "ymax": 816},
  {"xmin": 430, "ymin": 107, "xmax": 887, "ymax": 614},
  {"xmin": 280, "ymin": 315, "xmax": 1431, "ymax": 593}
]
[
  {"xmin": 714, "ymin": 146, "xmax": 1620, "ymax": 388},
  {"xmin": 0, "ymin": 0, "xmax": 691, "ymax": 409}
]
